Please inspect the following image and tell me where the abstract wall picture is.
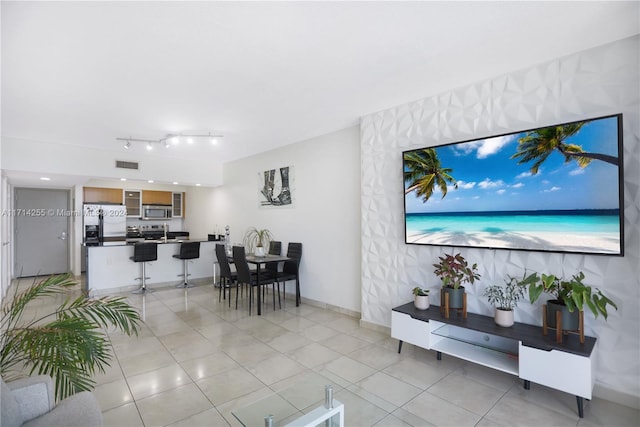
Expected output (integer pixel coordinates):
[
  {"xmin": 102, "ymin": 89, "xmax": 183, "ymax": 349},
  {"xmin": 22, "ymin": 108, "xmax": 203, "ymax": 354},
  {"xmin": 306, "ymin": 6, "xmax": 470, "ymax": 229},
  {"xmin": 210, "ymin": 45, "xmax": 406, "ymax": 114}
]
[{"xmin": 258, "ymin": 166, "xmax": 294, "ymax": 208}]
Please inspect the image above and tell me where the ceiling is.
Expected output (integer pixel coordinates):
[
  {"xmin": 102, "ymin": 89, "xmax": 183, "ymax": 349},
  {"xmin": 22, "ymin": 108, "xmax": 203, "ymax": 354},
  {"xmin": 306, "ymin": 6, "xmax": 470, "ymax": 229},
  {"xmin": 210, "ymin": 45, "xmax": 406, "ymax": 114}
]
[{"xmin": 2, "ymin": 1, "xmax": 639, "ymax": 187}]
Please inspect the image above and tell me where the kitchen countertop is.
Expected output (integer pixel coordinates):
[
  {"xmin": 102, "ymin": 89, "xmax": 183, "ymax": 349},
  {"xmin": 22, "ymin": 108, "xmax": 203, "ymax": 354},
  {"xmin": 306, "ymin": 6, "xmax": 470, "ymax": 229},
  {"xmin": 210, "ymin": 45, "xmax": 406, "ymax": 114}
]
[
  {"xmin": 85, "ymin": 238, "xmax": 214, "ymax": 247},
  {"xmin": 84, "ymin": 238, "xmax": 217, "ymax": 294}
]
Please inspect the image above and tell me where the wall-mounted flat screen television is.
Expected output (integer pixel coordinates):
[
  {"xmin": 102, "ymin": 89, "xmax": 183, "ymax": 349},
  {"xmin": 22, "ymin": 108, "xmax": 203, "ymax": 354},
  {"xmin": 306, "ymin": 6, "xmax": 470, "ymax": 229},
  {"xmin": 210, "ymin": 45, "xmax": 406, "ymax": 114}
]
[{"xmin": 403, "ymin": 114, "xmax": 624, "ymax": 256}]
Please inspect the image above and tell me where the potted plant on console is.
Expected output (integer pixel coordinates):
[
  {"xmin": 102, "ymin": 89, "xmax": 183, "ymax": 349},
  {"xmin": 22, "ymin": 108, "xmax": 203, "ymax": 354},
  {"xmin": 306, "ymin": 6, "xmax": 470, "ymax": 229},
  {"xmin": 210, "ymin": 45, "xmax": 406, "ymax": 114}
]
[
  {"xmin": 433, "ymin": 252, "xmax": 480, "ymax": 317},
  {"xmin": 243, "ymin": 227, "xmax": 273, "ymax": 257},
  {"xmin": 528, "ymin": 271, "xmax": 617, "ymax": 343},
  {"xmin": 484, "ymin": 275, "xmax": 530, "ymax": 327},
  {"xmin": 412, "ymin": 287, "xmax": 430, "ymax": 310}
]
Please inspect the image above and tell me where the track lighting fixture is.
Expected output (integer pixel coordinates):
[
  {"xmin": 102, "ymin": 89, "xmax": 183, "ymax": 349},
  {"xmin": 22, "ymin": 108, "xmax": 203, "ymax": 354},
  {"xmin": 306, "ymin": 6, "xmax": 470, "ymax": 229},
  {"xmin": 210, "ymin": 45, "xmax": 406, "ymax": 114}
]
[{"xmin": 116, "ymin": 132, "xmax": 223, "ymax": 150}]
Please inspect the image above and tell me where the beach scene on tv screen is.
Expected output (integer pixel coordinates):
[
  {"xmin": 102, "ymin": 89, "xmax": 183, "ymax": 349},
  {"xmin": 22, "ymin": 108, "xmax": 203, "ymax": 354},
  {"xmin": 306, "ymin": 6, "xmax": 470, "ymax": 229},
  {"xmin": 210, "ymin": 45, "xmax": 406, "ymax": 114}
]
[{"xmin": 403, "ymin": 115, "xmax": 622, "ymax": 254}]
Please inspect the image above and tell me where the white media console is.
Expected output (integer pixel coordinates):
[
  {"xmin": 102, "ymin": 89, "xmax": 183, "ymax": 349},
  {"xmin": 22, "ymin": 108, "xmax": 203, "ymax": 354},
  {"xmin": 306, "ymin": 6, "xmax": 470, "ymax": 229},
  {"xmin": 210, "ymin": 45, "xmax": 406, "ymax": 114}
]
[{"xmin": 391, "ymin": 302, "xmax": 597, "ymax": 418}]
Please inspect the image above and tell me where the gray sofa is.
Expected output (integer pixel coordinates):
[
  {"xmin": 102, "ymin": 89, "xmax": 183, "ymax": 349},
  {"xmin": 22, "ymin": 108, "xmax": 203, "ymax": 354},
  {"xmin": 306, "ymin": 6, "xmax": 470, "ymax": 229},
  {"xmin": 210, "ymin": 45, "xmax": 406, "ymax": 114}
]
[{"xmin": 1, "ymin": 375, "xmax": 103, "ymax": 427}]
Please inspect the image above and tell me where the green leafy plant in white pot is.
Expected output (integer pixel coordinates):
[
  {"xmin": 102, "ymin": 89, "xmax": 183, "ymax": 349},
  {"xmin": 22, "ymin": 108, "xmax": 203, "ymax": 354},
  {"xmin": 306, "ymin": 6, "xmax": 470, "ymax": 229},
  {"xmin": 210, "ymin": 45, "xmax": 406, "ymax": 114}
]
[
  {"xmin": 243, "ymin": 227, "xmax": 273, "ymax": 256},
  {"xmin": 412, "ymin": 287, "xmax": 430, "ymax": 310},
  {"xmin": 484, "ymin": 274, "xmax": 530, "ymax": 327}
]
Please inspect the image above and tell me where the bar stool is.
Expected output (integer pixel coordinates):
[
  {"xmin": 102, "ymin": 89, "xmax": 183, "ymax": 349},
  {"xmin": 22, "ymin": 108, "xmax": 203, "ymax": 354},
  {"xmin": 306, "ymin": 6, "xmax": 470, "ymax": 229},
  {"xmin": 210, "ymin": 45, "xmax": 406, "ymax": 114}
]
[
  {"xmin": 174, "ymin": 241, "xmax": 201, "ymax": 288},
  {"xmin": 130, "ymin": 242, "xmax": 158, "ymax": 294}
]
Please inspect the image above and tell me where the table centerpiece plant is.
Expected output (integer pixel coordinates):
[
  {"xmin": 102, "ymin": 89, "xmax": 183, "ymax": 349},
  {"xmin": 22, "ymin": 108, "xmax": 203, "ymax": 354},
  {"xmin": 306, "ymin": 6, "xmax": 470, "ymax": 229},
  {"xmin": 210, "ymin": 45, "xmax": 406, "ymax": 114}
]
[
  {"xmin": 412, "ymin": 287, "xmax": 430, "ymax": 310},
  {"xmin": 433, "ymin": 252, "xmax": 480, "ymax": 309},
  {"xmin": 243, "ymin": 227, "xmax": 273, "ymax": 256}
]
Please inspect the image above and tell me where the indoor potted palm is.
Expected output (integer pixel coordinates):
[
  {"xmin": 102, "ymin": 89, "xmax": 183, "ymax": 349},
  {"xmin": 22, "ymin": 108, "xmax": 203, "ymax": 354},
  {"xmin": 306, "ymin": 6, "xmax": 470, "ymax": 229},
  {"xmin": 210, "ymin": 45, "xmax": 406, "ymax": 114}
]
[
  {"xmin": 0, "ymin": 273, "xmax": 141, "ymax": 400},
  {"xmin": 527, "ymin": 271, "xmax": 618, "ymax": 331},
  {"xmin": 243, "ymin": 227, "xmax": 273, "ymax": 256},
  {"xmin": 412, "ymin": 287, "xmax": 430, "ymax": 310},
  {"xmin": 433, "ymin": 252, "xmax": 480, "ymax": 309},
  {"xmin": 484, "ymin": 275, "xmax": 529, "ymax": 327}
]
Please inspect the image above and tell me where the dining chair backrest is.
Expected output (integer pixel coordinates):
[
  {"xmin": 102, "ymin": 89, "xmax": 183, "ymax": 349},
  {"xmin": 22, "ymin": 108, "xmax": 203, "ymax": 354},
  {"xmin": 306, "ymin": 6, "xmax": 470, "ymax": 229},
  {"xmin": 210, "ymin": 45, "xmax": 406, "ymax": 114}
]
[
  {"xmin": 268, "ymin": 241, "xmax": 281, "ymax": 255},
  {"xmin": 232, "ymin": 246, "xmax": 252, "ymax": 284},
  {"xmin": 283, "ymin": 242, "xmax": 302, "ymax": 274},
  {"xmin": 267, "ymin": 241, "xmax": 282, "ymax": 274},
  {"xmin": 215, "ymin": 244, "xmax": 233, "ymax": 278}
]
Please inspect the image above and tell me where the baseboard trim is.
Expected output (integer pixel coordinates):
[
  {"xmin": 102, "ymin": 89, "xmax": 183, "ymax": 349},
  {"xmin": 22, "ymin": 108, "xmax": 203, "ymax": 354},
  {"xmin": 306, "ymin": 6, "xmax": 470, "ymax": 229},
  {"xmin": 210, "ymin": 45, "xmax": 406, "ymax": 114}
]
[
  {"xmin": 593, "ymin": 384, "xmax": 640, "ymax": 410},
  {"xmin": 297, "ymin": 294, "xmax": 361, "ymax": 319}
]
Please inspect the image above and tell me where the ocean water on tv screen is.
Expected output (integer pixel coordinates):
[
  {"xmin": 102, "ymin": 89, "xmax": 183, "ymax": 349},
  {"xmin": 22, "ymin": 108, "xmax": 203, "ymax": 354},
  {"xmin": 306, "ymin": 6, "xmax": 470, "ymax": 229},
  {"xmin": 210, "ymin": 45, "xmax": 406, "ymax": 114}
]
[{"xmin": 405, "ymin": 210, "xmax": 620, "ymax": 234}]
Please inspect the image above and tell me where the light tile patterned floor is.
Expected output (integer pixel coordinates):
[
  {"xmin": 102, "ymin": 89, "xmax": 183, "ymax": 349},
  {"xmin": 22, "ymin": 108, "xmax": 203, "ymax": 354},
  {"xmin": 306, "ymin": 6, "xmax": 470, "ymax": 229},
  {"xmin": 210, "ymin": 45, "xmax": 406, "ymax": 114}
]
[{"xmin": 11, "ymin": 279, "xmax": 640, "ymax": 426}]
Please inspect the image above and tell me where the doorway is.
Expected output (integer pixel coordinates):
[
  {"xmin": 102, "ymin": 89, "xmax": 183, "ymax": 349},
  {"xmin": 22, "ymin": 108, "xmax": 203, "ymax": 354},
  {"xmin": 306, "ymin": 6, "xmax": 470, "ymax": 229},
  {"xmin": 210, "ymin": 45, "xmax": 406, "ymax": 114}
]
[{"xmin": 15, "ymin": 188, "xmax": 70, "ymax": 277}]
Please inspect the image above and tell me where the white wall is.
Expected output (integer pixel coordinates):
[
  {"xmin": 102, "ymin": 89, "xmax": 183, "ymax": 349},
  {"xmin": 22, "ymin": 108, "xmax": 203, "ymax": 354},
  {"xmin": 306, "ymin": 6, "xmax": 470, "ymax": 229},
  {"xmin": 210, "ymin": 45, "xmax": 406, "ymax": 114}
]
[
  {"xmin": 185, "ymin": 126, "xmax": 362, "ymax": 313},
  {"xmin": 361, "ymin": 35, "xmax": 640, "ymax": 406}
]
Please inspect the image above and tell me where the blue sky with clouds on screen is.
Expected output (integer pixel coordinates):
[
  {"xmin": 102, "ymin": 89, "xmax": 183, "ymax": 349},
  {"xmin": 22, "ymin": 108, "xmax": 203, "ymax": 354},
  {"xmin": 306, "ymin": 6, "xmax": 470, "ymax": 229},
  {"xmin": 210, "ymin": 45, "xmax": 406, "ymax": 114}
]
[{"xmin": 404, "ymin": 116, "xmax": 620, "ymax": 214}]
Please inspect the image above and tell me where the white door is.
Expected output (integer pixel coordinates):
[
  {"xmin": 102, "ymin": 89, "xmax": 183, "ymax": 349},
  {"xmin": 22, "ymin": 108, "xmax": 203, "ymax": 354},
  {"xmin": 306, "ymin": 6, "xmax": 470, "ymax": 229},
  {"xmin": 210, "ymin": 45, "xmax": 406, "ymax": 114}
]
[{"xmin": 15, "ymin": 188, "xmax": 69, "ymax": 277}]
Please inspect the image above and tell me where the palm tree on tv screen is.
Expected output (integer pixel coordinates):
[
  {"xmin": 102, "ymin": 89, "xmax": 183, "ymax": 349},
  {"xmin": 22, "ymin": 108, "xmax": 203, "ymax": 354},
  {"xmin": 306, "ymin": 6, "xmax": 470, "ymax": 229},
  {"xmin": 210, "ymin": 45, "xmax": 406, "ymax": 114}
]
[
  {"xmin": 511, "ymin": 122, "xmax": 619, "ymax": 174},
  {"xmin": 404, "ymin": 148, "xmax": 457, "ymax": 202}
]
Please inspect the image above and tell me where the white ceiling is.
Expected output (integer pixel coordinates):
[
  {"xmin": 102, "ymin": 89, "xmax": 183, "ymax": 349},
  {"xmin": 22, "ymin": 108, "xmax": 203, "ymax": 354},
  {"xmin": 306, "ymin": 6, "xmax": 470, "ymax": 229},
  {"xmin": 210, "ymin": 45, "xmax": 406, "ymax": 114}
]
[{"xmin": 2, "ymin": 1, "xmax": 639, "ymax": 186}]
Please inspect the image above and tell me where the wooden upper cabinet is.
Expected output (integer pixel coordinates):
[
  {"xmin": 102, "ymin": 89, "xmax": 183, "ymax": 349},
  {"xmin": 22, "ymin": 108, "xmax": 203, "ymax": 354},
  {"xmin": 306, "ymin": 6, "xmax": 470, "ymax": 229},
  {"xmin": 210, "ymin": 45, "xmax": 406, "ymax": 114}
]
[
  {"xmin": 142, "ymin": 190, "xmax": 172, "ymax": 205},
  {"xmin": 83, "ymin": 187, "xmax": 123, "ymax": 204}
]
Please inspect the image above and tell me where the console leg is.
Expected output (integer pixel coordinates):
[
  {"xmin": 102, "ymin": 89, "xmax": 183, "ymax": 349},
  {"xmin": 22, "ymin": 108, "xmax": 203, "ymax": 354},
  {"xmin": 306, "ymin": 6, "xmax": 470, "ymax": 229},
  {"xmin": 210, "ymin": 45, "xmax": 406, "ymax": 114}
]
[
  {"xmin": 436, "ymin": 351, "xmax": 442, "ymax": 361},
  {"xmin": 576, "ymin": 396, "xmax": 584, "ymax": 418},
  {"xmin": 524, "ymin": 380, "xmax": 530, "ymax": 390},
  {"xmin": 397, "ymin": 340, "xmax": 403, "ymax": 354}
]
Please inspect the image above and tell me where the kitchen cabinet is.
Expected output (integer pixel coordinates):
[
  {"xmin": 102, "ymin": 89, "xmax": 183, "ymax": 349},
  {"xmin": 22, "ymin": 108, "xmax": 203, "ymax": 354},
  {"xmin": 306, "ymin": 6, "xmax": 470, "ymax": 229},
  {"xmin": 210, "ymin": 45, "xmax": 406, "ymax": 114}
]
[
  {"xmin": 124, "ymin": 190, "xmax": 141, "ymax": 217},
  {"xmin": 142, "ymin": 190, "xmax": 172, "ymax": 205},
  {"xmin": 83, "ymin": 187, "xmax": 122, "ymax": 204},
  {"xmin": 172, "ymin": 192, "xmax": 185, "ymax": 217}
]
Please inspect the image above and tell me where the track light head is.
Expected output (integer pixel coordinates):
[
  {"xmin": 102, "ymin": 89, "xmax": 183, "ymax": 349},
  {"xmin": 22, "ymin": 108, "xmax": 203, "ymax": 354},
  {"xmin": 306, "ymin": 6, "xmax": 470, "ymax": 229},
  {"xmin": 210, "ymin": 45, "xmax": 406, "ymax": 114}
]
[{"xmin": 117, "ymin": 132, "xmax": 223, "ymax": 150}]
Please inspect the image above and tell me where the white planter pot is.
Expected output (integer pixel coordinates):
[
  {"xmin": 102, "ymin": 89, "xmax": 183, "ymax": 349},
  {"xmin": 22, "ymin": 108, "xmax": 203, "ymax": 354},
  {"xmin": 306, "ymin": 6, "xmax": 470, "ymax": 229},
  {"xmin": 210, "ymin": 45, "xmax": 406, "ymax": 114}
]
[
  {"xmin": 414, "ymin": 295, "xmax": 430, "ymax": 310},
  {"xmin": 494, "ymin": 308, "xmax": 514, "ymax": 327},
  {"xmin": 255, "ymin": 246, "xmax": 266, "ymax": 257}
]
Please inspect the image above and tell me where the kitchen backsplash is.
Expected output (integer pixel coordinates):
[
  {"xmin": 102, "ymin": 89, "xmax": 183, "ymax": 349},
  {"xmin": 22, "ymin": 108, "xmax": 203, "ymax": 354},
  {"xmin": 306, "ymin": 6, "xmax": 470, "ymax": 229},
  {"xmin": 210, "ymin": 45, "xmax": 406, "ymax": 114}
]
[{"xmin": 126, "ymin": 217, "xmax": 184, "ymax": 231}]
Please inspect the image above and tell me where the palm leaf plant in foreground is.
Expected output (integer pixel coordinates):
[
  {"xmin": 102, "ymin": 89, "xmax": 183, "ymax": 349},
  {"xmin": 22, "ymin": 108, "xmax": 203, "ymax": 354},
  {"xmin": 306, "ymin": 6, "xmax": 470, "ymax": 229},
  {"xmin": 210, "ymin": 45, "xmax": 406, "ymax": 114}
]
[{"xmin": 1, "ymin": 273, "xmax": 141, "ymax": 400}]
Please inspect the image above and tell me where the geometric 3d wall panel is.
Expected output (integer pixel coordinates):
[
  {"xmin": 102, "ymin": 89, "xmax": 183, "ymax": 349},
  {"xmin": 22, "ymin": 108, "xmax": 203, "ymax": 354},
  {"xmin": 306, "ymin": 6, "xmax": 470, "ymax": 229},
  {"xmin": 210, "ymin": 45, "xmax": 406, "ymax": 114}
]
[{"xmin": 360, "ymin": 35, "xmax": 639, "ymax": 400}]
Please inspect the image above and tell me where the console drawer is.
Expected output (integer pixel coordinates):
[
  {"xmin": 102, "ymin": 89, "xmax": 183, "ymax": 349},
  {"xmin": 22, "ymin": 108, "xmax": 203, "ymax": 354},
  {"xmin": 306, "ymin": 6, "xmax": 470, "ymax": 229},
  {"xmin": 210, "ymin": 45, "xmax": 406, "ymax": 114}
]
[{"xmin": 391, "ymin": 311, "xmax": 430, "ymax": 349}]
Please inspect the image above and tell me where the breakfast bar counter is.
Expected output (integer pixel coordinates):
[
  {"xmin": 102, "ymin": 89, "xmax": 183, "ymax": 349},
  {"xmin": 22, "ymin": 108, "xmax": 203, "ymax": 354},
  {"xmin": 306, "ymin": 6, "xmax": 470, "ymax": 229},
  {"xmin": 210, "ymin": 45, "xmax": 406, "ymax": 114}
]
[{"xmin": 85, "ymin": 239, "xmax": 217, "ymax": 295}]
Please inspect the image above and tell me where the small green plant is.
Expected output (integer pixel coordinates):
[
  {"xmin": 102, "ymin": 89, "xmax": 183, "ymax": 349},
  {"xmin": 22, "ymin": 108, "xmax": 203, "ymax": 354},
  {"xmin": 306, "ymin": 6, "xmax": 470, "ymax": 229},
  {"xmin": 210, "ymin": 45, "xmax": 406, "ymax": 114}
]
[
  {"xmin": 528, "ymin": 271, "xmax": 617, "ymax": 319},
  {"xmin": 433, "ymin": 252, "xmax": 480, "ymax": 289},
  {"xmin": 243, "ymin": 227, "xmax": 273, "ymax": 253},
  {"xmin": 412, "ymin": 287, "xmax": 429, "ymax": 296},
  {"xmin": 484, "ymin": 276, "xmax": 528, "ymax": 310}
]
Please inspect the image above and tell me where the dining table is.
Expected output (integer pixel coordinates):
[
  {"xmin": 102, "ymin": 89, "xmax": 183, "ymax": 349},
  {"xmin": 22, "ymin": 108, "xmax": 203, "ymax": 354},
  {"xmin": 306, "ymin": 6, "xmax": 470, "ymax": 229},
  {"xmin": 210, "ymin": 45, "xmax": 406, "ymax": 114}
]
[{"xmin": 245, "ymin": 253, "xmax": 292, "ymax": 315}]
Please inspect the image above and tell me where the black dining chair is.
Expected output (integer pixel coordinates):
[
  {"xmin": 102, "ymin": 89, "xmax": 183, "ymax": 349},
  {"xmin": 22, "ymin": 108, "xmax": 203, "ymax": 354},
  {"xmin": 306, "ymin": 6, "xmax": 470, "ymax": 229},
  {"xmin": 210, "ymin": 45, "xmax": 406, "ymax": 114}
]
[
  {"xmin": 265, "ymin": 241, "xmax": 282, "ymax": 308},
  {"xmin": 232, "ymin": 245, "xmax": 278, "ymax": 314},
  {"xmin": 274, "ymin": 242, "xmax": 303, "ymax": 306},
  {"xmin": 215, "ymin": 244, "xmax": 238, "ymax": 307}
]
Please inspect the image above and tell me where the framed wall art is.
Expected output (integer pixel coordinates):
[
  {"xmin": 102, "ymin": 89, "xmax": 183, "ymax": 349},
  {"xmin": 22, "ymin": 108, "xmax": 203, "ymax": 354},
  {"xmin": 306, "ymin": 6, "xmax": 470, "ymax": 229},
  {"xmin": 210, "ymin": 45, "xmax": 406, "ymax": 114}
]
[{"xmin": 258, "ymin": 165, "xmax": 295, "ymax": 208}]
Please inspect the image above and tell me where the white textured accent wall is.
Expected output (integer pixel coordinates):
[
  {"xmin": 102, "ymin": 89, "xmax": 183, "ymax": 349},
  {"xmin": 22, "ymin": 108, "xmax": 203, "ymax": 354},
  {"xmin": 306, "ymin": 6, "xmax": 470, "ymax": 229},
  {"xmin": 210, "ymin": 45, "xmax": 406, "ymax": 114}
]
[{"xmin": 361, "ymin": 36, "xmax": 640, "ymax": 402}]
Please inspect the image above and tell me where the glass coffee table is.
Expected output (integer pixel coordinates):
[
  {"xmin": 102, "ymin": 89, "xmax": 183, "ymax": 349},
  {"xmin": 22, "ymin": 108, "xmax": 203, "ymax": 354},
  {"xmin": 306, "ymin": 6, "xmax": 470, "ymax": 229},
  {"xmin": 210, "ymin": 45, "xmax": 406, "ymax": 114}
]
[{"xmin": 232, "ymin": 385, "xmax": 343, "ymax": 427}]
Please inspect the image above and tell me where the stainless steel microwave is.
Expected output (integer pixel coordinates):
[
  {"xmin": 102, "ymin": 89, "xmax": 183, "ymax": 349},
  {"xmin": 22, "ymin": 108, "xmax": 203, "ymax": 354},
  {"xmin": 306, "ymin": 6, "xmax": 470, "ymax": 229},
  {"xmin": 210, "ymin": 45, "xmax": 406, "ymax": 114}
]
[{"xmin": 142, "ymin": 205, "xmax": 172, "ymax": 220}]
